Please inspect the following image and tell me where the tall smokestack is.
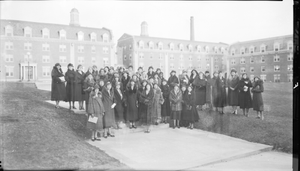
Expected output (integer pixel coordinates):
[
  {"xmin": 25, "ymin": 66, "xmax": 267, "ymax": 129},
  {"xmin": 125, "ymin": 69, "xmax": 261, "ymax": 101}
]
[{"xmin": 190, "ymin": 16, "xmax": 194, "ymax": 41}]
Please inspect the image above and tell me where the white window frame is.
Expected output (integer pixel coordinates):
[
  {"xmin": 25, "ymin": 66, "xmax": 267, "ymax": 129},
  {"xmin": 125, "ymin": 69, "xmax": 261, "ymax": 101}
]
[
  {"xmin": 287, "ymin": 74, "xmax": 293, "ymax": 82},
  {"xmin": 240, "ymin": 57, "xmax": 245, "ymax": 64},
  {"xmin": 124, "ymin": 55, "xmax": 127, "ymax": 60},
  {"xmin": 139, "ymin": 41, "xmax": 144, "ymax": 49},
  {"xmin": 5, "ymin": 66, "xmax": 14, "ymax": 77},
  {"xmin": 240, "ymin": 47, "xmax": 245, "ymax": 55},
  {"xmin": 159, "ymin": 53, "xmax": 163, "ymax": 60},
  {"xmin": 197, "ymin": 45, "xmax": 201, "ymax": 53},
  {"xmin": 170, "ymin": 54, "xmax": 175, "ymax": 60},
  {"xmin": 158, "ymin": 42, "xmax": 163, "ymax": 50},
  {"xmin": 250, "ymin": 67, "xmax": 254, "ymax": 73},
  {"xmin": 250, "ymin": 57, "xmax": 254, "ymax": 63},
  {"xmin": 260, "ymin": 74, "xmax": 267, "ymax": 82},
  {"xmin": 170, "ymin": 63, "xmax": 174, "ymax": 69},
  {"xmin": 249, "ymin": 46, "xmax": 255, "ymax": 54},
  {"xmin": 149, "ymin": 41, "xmax": 154, "ymax": 49},
  {"xmin": 91, "ymin": 57, "xmax": 96, "ymax": 63},
  {"xmin": 205, "ymin": 46, "xmax": 209, "ymax": 53},
  {"xmin": 5, "ymin": 54, "xmax": 14, "ymax": 62},
  {"xmin": 42, "ymin": 66, "xmax": 51, "ymax": 77},
  {"xmin": 42, "ymin": 55, "xmax": 50, "ymax": 63},
  {"xmin": 231, "ymin": 59, "xmax": 236, "ymax": 65},
  {"xmin": 24, "ymin": 42, "xmax": 32, "ymax": 51},
  {"xmin": 78, "ymin": 45, "xmax": 84, "ymax": 53},
  {"xmin": 59, "ymin": 56, "xmax": 67, "ymax": 63},
  {"xmin": 90, "ymin": 32, "xmax": 97, "ymax": 42},
  {"xmin": 139, "ymin": 53, "xmax": 144, "ymax": 59},
  {"xmin": 59, "ymin": 30, "xmax": 66, "ymax": 40},
  {"xmin": 274, "ymin": 74, "xmax": 280, "ymax": 82},
  {"xmin": 42, "ymin": 28, "xmax": 50, "ymax": 39},
  {"xmin": 189, "ymin": 55, "xmax": 192, "ymax": 61},
  {"xmin": 103, "ymin": 58, "xmax": 109, "ymax": 66},
  {"xmin": 274, "ymin": 43, "xmax": 280, "ymax": 51},
  {"xmin": 59, "ymin": 44, "xmax": 66, "ymax": 52},
  {"xmin": 261, "ymin": 56, "xmax": 265, "ymax": 63},
  {"xmin": 179, "ymin": 44, "xmax": 184, "ymax": 51},
  {"xmin": 180, "ymin": 55, "xmax": 183, "ymax": 61},
  {"xmin": 103, "ymin": 46, "xmax": 109, "ymax": 54},
  {"xmin": 240, "ymin": 67, "xmax": 246, "ymax": 73},
  {"xmin": 5, "ymin": 25, "xmax": 13, "ymax": 36},
  {"xmin": 188, "ymin": 44, "xmax": 193, "ymax": 52},
  {"xmin": 260, "ymin": 44, "xmax": 266, "ymax": 53},
  {"xmin": 197, "ymin": 56, "xmax": 201, "ymax": 61},
  {"xmin": 5, "ymin": 42, "xmax": 13, "ymax": 50},
  {"xmin": 24, "ymin": 26, "xmax": 32, "ymax": 37},
  {"xmin": 287, "ymin": 65, "xmax": 293, "ymax": 72},
  {"xmin": 78, "ymin": 57, "xmax": 84, "ymax": 64},
  {"xmin": 102, "ymin": 33, "xmax": 109, "ymax": 43},
  {"xmin": 287, "ymin": 53, "xmax": 293, "ymax": 61},
  {"xmin": 287, "ymin": 41, "xmax": 293, "ymax": 50},
  {"xmin": 170, "ymin": 43, "xmax": 174, "ymax": 51},
  {"xmin": 42, "ymin": 43, "xmax": 50, "ymax": 51},
  {"xmin": 91, "ymin": 46, "xmax": 96, "ymax": 53},
  {"xmin": 77, "ymin": 31, "xmax": 84, "ymax": 41},
  {"xmin": 274, "ymin": 65, "xmax": 280, "ymax": 72},
  {"xmin": 231, "ymin": 48, "xmax": 235, "ymax": 56},
  {"xmin": 274, "ymin": 55, "xmax": 280, "ymax": 62},
  {"xmin": 261, "ymin": 66, "xmax": 266, "ymax": 72}
]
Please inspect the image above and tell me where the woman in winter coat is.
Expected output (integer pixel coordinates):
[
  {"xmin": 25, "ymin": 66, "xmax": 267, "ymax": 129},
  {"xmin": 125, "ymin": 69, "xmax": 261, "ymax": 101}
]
[
  {"xmin": 159, "ymin": 72, "xmax": 165, "ymax": 82},
  {"xmin": 169, "ymin": 84, "xmax": 183, "ymax": 129},
  {"xmin": 211, "ymin": 71, "xmax": 219, "ymax": 111},
  {"xmin": 139, "ymin": 83, "xmax": 154, "ymax": 133},
  {"xmin": 125, "ymin": 79, "xmax": 139, "ymax": 128},
  {"xmin": 83, "ymin": 74, "xmax": 95, "ymax": 112},
  {"xmin": 102, "ymin": 82, "xmax": 117, "ymax": 138},
  {"xmin": 65, "ymin": 63, "xmax": 76, "ymax": 109},
  {"xmin": 74, "ymin": 65, "xmax": 85, "ymax": 110},
  {"xmin": 153, "ymin": 73, "xmax": 161, "ymax": 86},
  {"xmin": 183, "ymin": 85, "xmax": 199, "ymax": 129},
  {"xmin": 204, "ymin": 71, "xmax": 213, "ymax": 109},
  {"xmin": 238, "ymin": 73, "xmax": 253, "ymax": 117},
  {"xmin": 160, "ymin": 79, "xmax": 171, "ymax": 123},
  {"xmin": 179, "ymin": 70, "xmax": 190, "ymax": 87},
  {"xmin": 251, "ymin": 76, "xmax": 264, "ymax": 120},
  {"xmin": 180, "ymin": 84, "xmax": 189, "ymax": 128},
  {"xmin": 138, "ymin": 80, "xmax": 148, "ymax": 121},
  {"xmin": 215, "ymin": 71, "xmax": 227, "ymax": 114},
  {"xmin": 168, "ymin": 70, "xmax": 179, "ymax": 90},
  {"xmin": 84, "ymin": 67, "xmax": 93, "ymax": 80},
  {"xmin": 86, "ymin": 85, "xmax": 105, "ymax": 141},
  {"xmin": 190, "ymin": 70, "xmax": 206, "ymax": 108},
  {"xmin": 228, "ymin": 69, "xmax": 240, "ymax": 115},
  {"xmin": 51, "ymin": 63, "xmax": 66, "ymax": 108},
  {"xmin": 114, "ymin": 82, "xmax": 125, "ymax": 128},
  {"xmin": 121, "ymin": 71, "xmax": 131, "ymax": 92},
  {"xmin": 152, "ymin": 83, "xmax": 164, "ymax": 125},
  {"xmin": 147, "ymin": 66, "xmax": 155, "ymax": 79},
  {"xmin": 98, "ymin": 69, "xmax": 108, "ymax": 84}
]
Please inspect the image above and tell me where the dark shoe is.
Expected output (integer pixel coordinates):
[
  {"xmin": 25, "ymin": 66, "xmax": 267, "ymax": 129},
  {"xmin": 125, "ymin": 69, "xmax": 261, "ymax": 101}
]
[
  {"xmin": 104, "ymin": 136, "xmax": 108, "ymax": 138},
  {"xmin": 91, "ymin": 138, "xmax": 95, "ymax": 141},
  {"xmin": 177, "ymin": 126, "xmax": 180, "ymax": 129},
  {"xmin": 133, "ymin": 125, "xmax": 137, "ymax": 129},
  {"xmin": 108, "ymin": 133, "xmax": 115, "ymax": 137},
  {"xmin": 95, "ymin": 138, "xmax": 101, "ymax": 141}
]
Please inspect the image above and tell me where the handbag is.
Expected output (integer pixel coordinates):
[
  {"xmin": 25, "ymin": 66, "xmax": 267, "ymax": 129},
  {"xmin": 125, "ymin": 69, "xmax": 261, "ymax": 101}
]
[{"xmin": 88, "ymin": 115, "xmax": 98, "ymax": 123}]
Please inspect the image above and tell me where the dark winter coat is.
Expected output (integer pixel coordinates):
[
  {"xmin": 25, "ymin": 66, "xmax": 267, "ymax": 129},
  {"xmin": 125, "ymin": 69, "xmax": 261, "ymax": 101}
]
[
  {"xmin": 65, "ymin": 69, "xmax": 76, "ymax": 102},
  {"xmin": 125, "ymin": 84, "xmax": 139, "ymax": 121},
  {"xmin": 169, "ymin": 89, "xmax": 183, "ymax": 111},
  {"xmin": 51, "ymin": 67, "xmax": 66, "ymax": 101},
  {"xmin": 182, "ymin": 91, "xmax": 199, "ymax": 123},
  {"xmin": 83, "ymin": 79, "xmax": 95, "ymax": 112},
  {"xmin": 86, "ymin": 91, "xmax": 105, "ymax": 131},
  {"xmin": 251, "ymin": 79, "xmax": 264, "ymax": 111},
  {"xmin": 213, "ymin": 77, "xmax": 227, "ymax": 107},
  {"xmin": 147, "ymin": 71, "xmax": 155, "ymax": 79},
  {"xmin": 238, "ymin": 78, "xmax": 253, "ymax": 109},
  {"xmin": 114, "ymin": 88, "xmax": 125, "ymax": 122},
  {"xmin": 228, "ymin": 76, "xmax": 240, "ymax": 106},
  {"xmin": 139, "ymin": 88, "xmax": 154, "ymax": 125},
  {"xmin": 190, "ymin": 75, "xmax": 206, "ymax": 105},
  {"xmin": 152, "ymin": 87, "xmax": 164, "ymax": 120},
  {"xmin": 161, "ymin": 84, "xmax": 171, "ymax": 117},
  {"xmin": 205, "ymin": 75, "xmax": 212, "ymax": 103},
  {"xmin": 121, "ymin": 75, "xmax": 131, "ymax": 93},
  {"xmin": 167, "ymin": 75, "xmax": 179, "ymax": 90},
  {"xmin": 102, "ymin": 87, "xmax": 116, "ymax": 128},
  {"xmin": 74, "ymin": 70, "xmax": 85, "ymax": 101}
]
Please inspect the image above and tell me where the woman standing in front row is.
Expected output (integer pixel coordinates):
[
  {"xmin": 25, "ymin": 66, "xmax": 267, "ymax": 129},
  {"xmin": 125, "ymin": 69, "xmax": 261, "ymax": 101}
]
[
  {"xmin": 86, "ymin": 85, "xmax": 105, "ymax": 141},
  {"xmin": 152, "ymin": 83, "xmax": 164, "ymax": 125},
  {"xmin": 114, "ymin": 82, "xmax": 125, "ymax": 129},
  {"xmin": 183, "ymin": 85, "xmax": 199, "ymax": 129},
  {"xmin": 51, "ymin": 63, "xmax": 66, "ymax": 108},
  {"xmin": 74, "ymin": 65, "xmax": 85, "ymax": 110},
  {"xmin": 83, "ymin": 74, "xmax": 95, "ymax": 112},
  {"xmin": 251, "ymin": 76, "xmax": 264, "ymax": 120},
  {"xmin": 161, "ymin": 79, "xmax": 171, "ymax": 123},
  {"xmin": 238, "ymin": 73, "xmax": 253, "ymax": 117},
  {"xmin": 169, "ymin": 84, "xmax": 183, "ymax": 129},
  {"xmin": 228, "ymin": 69, "xmax": 240, "ymax": 115},
  {"xmin": 65, "ymin": 63, "xmax": 76, "ymax": 109},
  {"xmin": 139, "ymin": 82, "xmax": 154, "ymax": 133},
  {"xmin": 125, "ymin": 79, "xmax": 139, "ymax": 128}
]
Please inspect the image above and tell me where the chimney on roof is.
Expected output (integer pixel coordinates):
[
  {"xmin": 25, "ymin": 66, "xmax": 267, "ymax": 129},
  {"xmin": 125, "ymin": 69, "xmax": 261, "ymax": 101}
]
[
  {"xmin": 141, "ymin": 21, "xmax": 149, "ymax": 37},
  {"xmin": 70, "ymin": 8, "xmax": 80, "ymax": 26},
  {"xmin": 190, "ymin": 16, "xmax": 194, "ymax": 41}
]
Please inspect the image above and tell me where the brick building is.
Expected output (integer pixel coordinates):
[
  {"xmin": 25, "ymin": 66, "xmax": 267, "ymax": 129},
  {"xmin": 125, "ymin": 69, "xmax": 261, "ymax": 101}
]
[
  {"xmin": 0, "ymin": 8, "xmax": 114, "ymax": 81},
  {"xmin": 227, "ymin": 35, "xmax": 293, "ymax": 82},
  {"xmin": 117, "ymin": 17, "xmax": 229, "ymax": 77}
]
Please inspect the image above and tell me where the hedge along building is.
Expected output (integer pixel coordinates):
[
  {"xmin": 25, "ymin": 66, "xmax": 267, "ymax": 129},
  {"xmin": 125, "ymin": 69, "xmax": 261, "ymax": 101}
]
[
  {"xmin": 227, "ymin": 35, "xmax": 293, "ymax": 82},
  {"xmin": 117, "ymin": 17, "xmax": 229, "ymax": 78},
  {"xmin": 0, "ymin": 8, "xmax": 115, "ymax": 82}
]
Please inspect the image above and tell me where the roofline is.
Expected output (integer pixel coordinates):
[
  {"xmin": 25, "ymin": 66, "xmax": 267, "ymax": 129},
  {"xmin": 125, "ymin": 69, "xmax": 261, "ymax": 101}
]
[{"xmin": 229, "ymin": 34, "xmax": 293, "ymax": 46}]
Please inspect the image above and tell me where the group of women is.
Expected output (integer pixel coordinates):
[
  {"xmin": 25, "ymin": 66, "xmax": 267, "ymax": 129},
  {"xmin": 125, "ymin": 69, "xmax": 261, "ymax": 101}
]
[{"xmin": 51, "ymin": 63, "xmax": 265, "ymax": 141}]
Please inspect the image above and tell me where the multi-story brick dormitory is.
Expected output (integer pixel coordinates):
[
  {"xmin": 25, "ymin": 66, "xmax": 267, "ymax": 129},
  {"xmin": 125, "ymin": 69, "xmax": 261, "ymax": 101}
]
[
  {"xmin": 227, "ymin": 35, "xmax": 293, "ymax": 82},
  {"xmin": 0, "ymin": 8, "xmax": 114, "ymax": 81}
]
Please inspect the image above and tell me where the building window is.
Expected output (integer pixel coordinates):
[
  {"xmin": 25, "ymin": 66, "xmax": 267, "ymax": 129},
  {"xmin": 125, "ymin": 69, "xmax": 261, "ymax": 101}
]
[
  {"xmin": 5, "ymin": 25, "xmax": 13, "ymax": 36},
  {"xmin": 149, "ymin": 41, "xmax": 154, "ymax": 49},
  {"xmin": 78, "ymin": 45, "xmax": 84, "ymax": 53},
  {"xmin": 231, "ymin": 59, "xmax": 236, "ymax": 65},
  {"xmin": 159, "ymin": 63, "xmax": 163, "ymax": 69},
  {"xmin": 214, "ymin": 47, "xmax": 218, "ymax": 54},
  {"xmin": 261, "ymin": 66, "xmax": 266, "ymax": 72},
  {"xmin": 274, "ymin": 74, "xmax": 280, "ymax": 82},
  {"xmin": 5, "ymin": 42, "xmax": 13, "ymax": 50},
  {"xmin": 129, "ymin": 45, "xmax": 132, "ymax": 50},
  {"xmin": 59, "ymin": 45, "xmax": 66, "ymax": 52},
  {"xmin": 240, "ymin": 58, "xmax": 245, "ymax": 64},
  {"xmin": 287, "ymin": 53, "xmax": 293, "ymax": 61},
  {"xmin": 170, "ymin": 43, "xmax": 174, "ymax": 51},
  {"xmin": 287, "ymin": 74, "xmax": 293, "ymax": 82},
  {"xmin": 250, "ymin": 67, "xmax": 254, "ymax": 73},
  {"xmin": 42, "ymin": 67, "xmax": 50, "ymax": 77},
  {"xmin": 288, "ymin": 65, "xmax": 293, "ymax": 71},
  {"xmin": 180, "ymin": 55, "xmax": 183, "ymax": 61},
  {"xmin": 249, "ymin": 46, "xmax": 254, "ymax": 54},
  {"xmin": 215, "ymin": 65, "xmax": 219, "ymax": 71},
  {"xmin": 59, "ymin": 56, "xmax": 67, "ymax": 63},
  {"xmin": 42, "ymin": 43, "xmax": 50, "ymax": 51},
  {"xmin": 274, "ymin": 55, "xmax": 280, "ymax": 62},
  {"xmin": 250, "ymin": 57, "xmax": 254, "ymax": 63},
  {"xmin": 24, "ymin": 27, "xmax": 32, "ymax": 37},
  {"xmin": 205, "ymin": 46, "xmax": 209, "ymax": 53},
  {"xmin": 24, "ymin": 42, "xmax": 32, "ymax": 51},
  {"xmin": 179, "ymin": 64, "xmax": 183, "ymax": 70},
  {"xmin": 103, "ymin": 47, "xmax": 109, "ymax": 54},
  {"xmin": 129, "ymin": 54, "xmax": 132, "ymax": 60},
  {"xmin": 159, "ymin": 53, "xmax": 163, "ymax": 60},
  {"xmin": 197, "ymin": 56, "xmax": 201, "ymax": 61},
  {"xmin": 240, "ymin": 47, "xmax": 245, "ymax": 55},
  {"xmin": 188, "ymin": 44, "xmax": 193, "ymax": 52},
  {"xmin": 102, "ymin": 33, "xmax": 109, "ymax": 43},
  {"xmin": 260, "ymin": 44, "xmax": 266, "ymax": 53},
  {"xmin": 261, "ymin": 56, "xmax": 265, "ymax": 63},
  {"xmin": 206, "ymin": 57, "xmax": 210, "ymax": 63},
  {"xmin": 103, "ymin": 58, "xmax": 109, "ymax": 66},
  {"xmin": 250, "ymin": 75, "xmax": 254, "ymax": 81},
  {"xmin": 170, "ymin": 54, "xmax": 175, "ymax": 60},
  {"xmin": 260, "ymin": 75, "xmax": 267, "ymax": 82},
  {"xmin": 221, "ymin": 47, "xmax": 225, "ymax": 54},
  {"xmin": 24, "ymin": 54, "xmax": 32, "ymax": 62},
  {"xmin": 90, "ymin": 32, "xmax": 97, "ymax": 42},
  {"xmin": 78, "ymin": 57, "xmax": 84, "ymax": 64},
  {"xmin": 206, "ymin": 65, "xmax": 210, "ymax": 70},
  {"xmin": 179, "ymin": 44, "xmax": 184, "ymax": 51},
  {"xmin": 5, "ymin": 54, "xmax": 14, "ymax": 62},
  {"xmin": 77, "ymin": 31, "xmax": 84, "ymax": 41},
  {"xmin": 59, "ymin": 30, "xmax": 66, "ymax": 39},
  {"xmin": 231, "ymin": 49, "xmax": 235, "ymax": 56},
  {"xmin": 197, "ymin": 45, "xmax": 201, "ymax": 53},
  {"xmin": 5, "ymin": 66, "xmax": 14, "ymax": 77},
  {"xmin": 139, "ymin": 41, "xmax": 144, "ymax": 49},
  {"xmin": 240, "ymin": 67, "xmax": 246, "ymax": 73},
  {"xmin": 124, "ymin": 55, "xmax": 127, "ymax": 60},
  {"xmin": 158, "ymin": 42, "xmax": 163, "ymax": 50},
  {"xmin": 42, "ymin": 56, "xmax": 50, "ymax": 63},
  {"xmin": 42, "ymin": 28, "xmax": 50, "ymax": 38},
  {"xmin": 274, "ymin": 43, "xmax": 280, "ymax": 51},
  {"xmin": 274, "ymin": 65, "xmax": 280, "ymax": 72},
  {"xmin": 139, "ymin": 53, "xmax": 144, "ymax": 59},
  {"xmin": 214, "ymin": 58, "xmax": 218, "ymax": 63},
  {"xmin": 189, "ymin": 56, "xmax": 192, "ymax": 61},
  {"xmin": 90, "ymin": 46, "xmax": 96, "ymax": 53},
  {"xmin": 287, "ymin": 41, "xmax": 293, "ymax": 50},
  {"xmin": 170, "ymin": 63, "xmax": 174, "ymax": 69},
  {"xmin": 91, "ymin": 57, "xmax": 96, "ymax": 63}
]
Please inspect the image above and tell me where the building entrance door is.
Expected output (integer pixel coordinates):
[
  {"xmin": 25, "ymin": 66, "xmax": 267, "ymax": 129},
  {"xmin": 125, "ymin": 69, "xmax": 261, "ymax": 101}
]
[{"xmin": 24, "ymin": 66, "xmax": 34, "ymax": 81}]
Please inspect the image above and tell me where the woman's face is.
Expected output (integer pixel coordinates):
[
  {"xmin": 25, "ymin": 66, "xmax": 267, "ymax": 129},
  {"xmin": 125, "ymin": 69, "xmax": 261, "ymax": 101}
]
[
  {"xmin": 174, "ymin": 86, "xmax": 179, "ymax": 91},
  {"xmin": 154, "ymin": 75, "xmax": 158, "ymax": 78},
  {"xmin": 88, "ymin": 75, "xmax": 93, "ymax": 80},
  {"xmin": 133, "ymin": 75, "xmax": 137, "ymax": 80},
  {"xmin": 130, "ymin": 81, "xmax": 135, "ymax": 86},
  {"xmin": 162, "ymin": 81, "xmax": 166, "ymax": 85},
  {"xmin": 192, "ymin": 70, "xmax": 196, "ymax": 75},
  {"xmin": 159, "ymin": 73, "xmax": 163, "ymax": 77},
  {"xmin": 95, "ymin": 88, "xmax": 99, "ymax": 94},
  {"xmin": 107, "ymin": 84, "xmax": 112, "ymax": 90},
  {"xmin": 146, "ymin": 84, "xmax": 151, "ymax": 90},
  {"xmin": 99, "ymin": 81, "xmax": 104, "ymax": 86},
  {"xmin": 142, "ymin": 82, "xmax": 147, "ymax": 87},
  {"xmin": 116, "ymin": 84, "xmax": 120, "ymax": 89},
  {"xmin": 93, "ymin": 66, "xmax": 97, "ymax": 71},
  {"xmin": 243, "ymin": 74, "xmax": 247, "ymax": 79},
  {"xmin": 154, "ymin": 84, "xmax": 158, "ymax": 89},
  {"xmin": 128, "ymin": 67, "xmax": 133, "ymax": 71},
  {"xmin": 138, "ymin": 68, "xmax": 143, "ymax": 73},
  {"xmin": 214, "ymin": 73, "xmax": 218, "ymax": 77},
  {"xmin": 149, "ymin": 68, "xmax": 153, "ymax": 72},
  {"xmin": 199, "ymin": 73, "xmax": 204, "ymax": 79},
  {"xmin": 181, "ymin": 87, "xmax": 186, "ymax": 92},
  {"xmin": 231, "ymin": 72, "xmax": 236, "ymax": 76},
  {"xmin": 68, "ymin": 66, "xmax": 73, "ymax": 70},
  {"xmin": 88, "ymin": 68, "xmax": 93, "ymax": 73},
  {"xmin": 100, "ymin": 70, "xmax": 105, "ymax": 74},
  {"xmin": 104, "ymin": 68, "xmax": 108, "ymax": 72},
  {"xmin": 188, "ymin": 87, "xmax": 192, "ymax": 92},
  {"xmin": 149, "ymin": 79, "xmax": 154, "ymax": 83},
  {"xmin": 171, "ymin": 72, "xmax": 175, "ymax": 76},
  {"xmin": 157, "ymin": 69, "xmax": 161, "ymax": 73},
  {"xmin": 78, "ymin": 66, "xmax": 83, "ymax": 71},
  {"xmin": 120, "ymin": 68, "xmax": 124, "ymax": 72},
  {"xmin": 57, "ymin": 65, "xmax": 61, "ymax": 69},
  {"xmin": 124, "ymin": 73, "xmax": 128, "ymax": 77},
  {"xmin": 110, "ymin": 70, "xmax": 114, "ymax": 74}
]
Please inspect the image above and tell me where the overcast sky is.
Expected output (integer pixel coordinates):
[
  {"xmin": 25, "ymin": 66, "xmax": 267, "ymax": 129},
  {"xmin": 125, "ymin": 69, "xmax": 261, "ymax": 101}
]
[{"xmin": 1, "ymin": 0, "xmax": 293, "ymax": 45}]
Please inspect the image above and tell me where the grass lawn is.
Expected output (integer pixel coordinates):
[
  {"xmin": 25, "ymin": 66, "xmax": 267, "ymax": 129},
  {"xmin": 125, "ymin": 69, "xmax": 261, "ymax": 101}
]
[
  {"xmin": 195, "ymin": 82, "xmax": 293, "ymax": 153},
  {"xmin": 0, "ymin": 82, "xmax": 130, "ymax": 170}
]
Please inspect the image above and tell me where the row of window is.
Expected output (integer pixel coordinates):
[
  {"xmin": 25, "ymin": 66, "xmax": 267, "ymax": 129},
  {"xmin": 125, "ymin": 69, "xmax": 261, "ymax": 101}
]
[
  {"xmin": 4, "ymin": 42, "xmax": 109, "ymax": 54},
  {"xmin": 136, "ymin": 40, "xmax": 226, "ymax": 53},
  {"xmin": 230, "ymin": 54, "xmax": 293, "ymax": 65},
  {"xmin": 236, "ymin": 65, "xmax": 293, "ymax": 73},
  {"xmin": 230, "ymin": 42, "xmax": 293, "ymax": 56},
  {"xmin": 4, "ymin": 25, "xmax": 110, "ymax": 42}
]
